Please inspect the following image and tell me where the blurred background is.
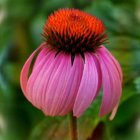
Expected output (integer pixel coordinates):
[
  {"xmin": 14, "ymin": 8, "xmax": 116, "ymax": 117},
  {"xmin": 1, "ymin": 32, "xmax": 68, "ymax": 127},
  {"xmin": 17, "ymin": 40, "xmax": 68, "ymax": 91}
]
[{"xmin": 0, "ymin": 0, "xmax": 140, "ymax": 140}]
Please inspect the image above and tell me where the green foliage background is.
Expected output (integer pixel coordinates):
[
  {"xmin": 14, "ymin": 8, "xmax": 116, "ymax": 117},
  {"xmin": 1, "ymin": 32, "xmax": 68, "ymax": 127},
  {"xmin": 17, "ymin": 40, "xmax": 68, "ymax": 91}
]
[{"xmin": 0, "ymin": 0, "xmax": 140, "ymax": 140}]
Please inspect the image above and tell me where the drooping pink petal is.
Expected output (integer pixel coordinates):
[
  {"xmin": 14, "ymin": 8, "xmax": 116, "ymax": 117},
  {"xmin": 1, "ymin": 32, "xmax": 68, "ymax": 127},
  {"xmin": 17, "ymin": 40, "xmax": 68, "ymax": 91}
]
[
  {"xmin": 73, "ymin": 53, "xmax": 101, "ymax": 117},
  {"xmin": 42, "ymin": 53, "xmax": 84, "ymax": 116},
  {"xmin": 42, "ymin": 53, "xmax": 71, "ymax": 115},
  {"xmin": 109, "ymin": 103, "xmax": 119, "ymax": 120},
  {"xmin": 99, "ymin": 46, "xmax": 122, "ymax": 82},
  {"xmin": 33, "ymin": 46, "xmax": 49, "ymax": 69},
  {"xmin": 59, "ymin": 55, "xmax": 84, "ymax": 116},
  {"xmin": 40, "ymin": 54, "xmax": 66, "ymax": 114},
  {"xmin": 97, "ymin": 46, "xmax": 122, "ymax": 118},
  {"xmin": 92, "ymin": 54, "xmax": 102, "ymax": 100},
  {"xmin": 26, "ymin": 49, "xmax": 56, "ymax": 108},
  {"xmin": 20, "ymin": 43, "xmax": 44, "ymax": 96}
]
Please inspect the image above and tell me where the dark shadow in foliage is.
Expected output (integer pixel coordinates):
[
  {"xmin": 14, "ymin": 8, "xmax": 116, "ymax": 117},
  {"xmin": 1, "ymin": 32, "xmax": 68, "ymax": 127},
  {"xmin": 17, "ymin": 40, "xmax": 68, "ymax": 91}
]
[{"xmin": 87, "ymin": 122, "xmax": 105, "ymax": 140}]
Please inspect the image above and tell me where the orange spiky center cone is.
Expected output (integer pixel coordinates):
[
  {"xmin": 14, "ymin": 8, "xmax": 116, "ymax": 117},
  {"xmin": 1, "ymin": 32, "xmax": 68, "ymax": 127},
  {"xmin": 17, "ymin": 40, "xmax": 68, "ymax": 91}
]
[{"xmin": 43, "ymin": 9, "xmax": 107, "ymax": 54}]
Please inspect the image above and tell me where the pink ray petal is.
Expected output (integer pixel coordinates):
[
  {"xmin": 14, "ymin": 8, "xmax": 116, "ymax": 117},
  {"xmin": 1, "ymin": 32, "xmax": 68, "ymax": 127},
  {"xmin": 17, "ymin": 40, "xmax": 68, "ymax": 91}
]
[
  {"xmin": 28, "ymin": 51, "xmax": 65, "ymax": 114},
  {"xmin": 33, "ymin": 46, "xmax": 49, "ymax": 69},
  {"xmin": 42, "ymin": 53, "xmax": 82, "ymax": 116},
  {"xmin": 20, "ymin": 43, "xmax": 44, "ymax": 96},
  {"xmin": 59, "ymin": 54, "xmax": 84, "ymax": 116},
  {"xmin": 92, "ymin": 54, "xmax": 102, "ymax": 100},
  {"xmin": 41, "ymin": 53, "xmax": 65, "ymax": 113},
  {"xmin": 46, "ymin": 54, "xmax": 72, "ymax": 115},
  {"xmin": 73, "ymin": 53, "xmax": 100, "ymax": 117},
  {"xmin": 99, "ymin": 46, "xmax": 122, "ymax": 82},
  {"xmin": 97, "ymin": 46, "xmax": 122, "ymax": 118},
  {"xmin": 109, "ymin": 103, "xmax": 119, "ymax": 120},
  {"xmin": 36, "ymin": 53, "xmax": 69, "ymax": 115},
  {"xmin": 26, "ymin": 49, "xmax": 55, "ymax": 108}
]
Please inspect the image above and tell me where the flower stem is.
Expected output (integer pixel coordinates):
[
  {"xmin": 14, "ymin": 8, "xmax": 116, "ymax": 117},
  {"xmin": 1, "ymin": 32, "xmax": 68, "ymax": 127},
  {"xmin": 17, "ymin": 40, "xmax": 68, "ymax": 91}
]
[{"xmin": 69, "ymin": 112, "xmax": 78, "ymax": 140}]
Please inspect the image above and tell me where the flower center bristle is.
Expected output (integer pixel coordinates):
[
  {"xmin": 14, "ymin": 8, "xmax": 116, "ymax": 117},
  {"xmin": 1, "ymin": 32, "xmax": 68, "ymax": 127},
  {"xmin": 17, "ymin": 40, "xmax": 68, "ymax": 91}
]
[{"xmin": 43, "ymin": 9, "xmax": 107, "ymax": 54}]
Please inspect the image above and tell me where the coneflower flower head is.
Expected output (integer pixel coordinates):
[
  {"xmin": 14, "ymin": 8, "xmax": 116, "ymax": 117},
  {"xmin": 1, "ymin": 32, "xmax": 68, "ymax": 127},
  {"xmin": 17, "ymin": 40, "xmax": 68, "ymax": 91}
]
[
  {"xmin": 20, "ymin": 9, "xmax": 122, "ymax": 120},
  {"xmin": 43, "ymin": 9, "xmax": 107, "ymax": 56}
]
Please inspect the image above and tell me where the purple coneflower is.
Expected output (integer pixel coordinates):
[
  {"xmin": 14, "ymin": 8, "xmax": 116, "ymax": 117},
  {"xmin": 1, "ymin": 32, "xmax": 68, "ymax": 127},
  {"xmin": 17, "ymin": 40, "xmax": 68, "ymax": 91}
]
[{"xmin": 20, "ymin": 9, "xmax": 122, "ymax": 120}]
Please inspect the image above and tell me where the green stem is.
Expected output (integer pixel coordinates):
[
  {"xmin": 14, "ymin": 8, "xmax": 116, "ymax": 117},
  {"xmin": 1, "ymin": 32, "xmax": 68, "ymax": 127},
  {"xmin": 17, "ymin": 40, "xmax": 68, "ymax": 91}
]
[{"xmin": 69, "ymin": 112, "xmax": 78, "ymax": 140}]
